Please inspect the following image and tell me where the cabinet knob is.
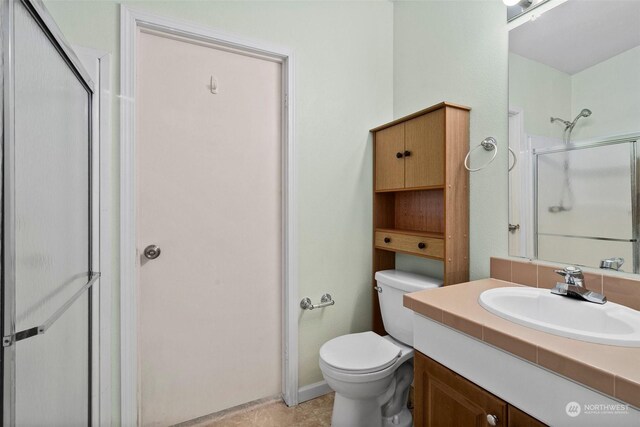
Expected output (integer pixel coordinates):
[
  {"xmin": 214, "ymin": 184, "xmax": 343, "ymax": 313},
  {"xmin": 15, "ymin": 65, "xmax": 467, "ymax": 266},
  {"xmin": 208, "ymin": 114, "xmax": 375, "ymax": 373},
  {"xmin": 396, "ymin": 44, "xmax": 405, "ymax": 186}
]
[
  {"xmin": 404, "ymin": 150, "xmax": 412, "ymax": 157},
  {"xmin": 486, "ymin": 414, "xmax": 498, "ymax": 426},
  {"xmin": 418, "ymin": 242, "xmax": 426, "ymax": 249},
  {"xmin": 384, "ymin": 237, "xmax": 391, "ymax": 243},
  {"xmin": 396, "ymin": 152, "xmax": 404, "ymax": 159}
]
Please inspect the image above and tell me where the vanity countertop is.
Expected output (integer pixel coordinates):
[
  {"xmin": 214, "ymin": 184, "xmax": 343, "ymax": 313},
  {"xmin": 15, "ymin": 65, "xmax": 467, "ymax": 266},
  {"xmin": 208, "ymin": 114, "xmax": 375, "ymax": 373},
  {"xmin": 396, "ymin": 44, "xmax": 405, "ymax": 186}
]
[{"xmin": 403, "ymin": 278, "xmax": 640, "ymax": 408}]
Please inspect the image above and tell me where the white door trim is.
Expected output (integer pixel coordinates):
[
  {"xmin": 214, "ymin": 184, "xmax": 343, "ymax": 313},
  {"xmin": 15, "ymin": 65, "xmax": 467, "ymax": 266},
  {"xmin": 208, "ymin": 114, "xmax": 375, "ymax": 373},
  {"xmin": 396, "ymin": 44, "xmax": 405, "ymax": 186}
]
[
  {"xmin": 508, "ymin": 106, "xmax": 533, "ymax": 259},
  {"xmin": 119, "ymin": 7, "xmax": 298, "ymax": 426},
  {"xmin": 74, "ymin": 45, "xmax": 113, "ymax": 427}
]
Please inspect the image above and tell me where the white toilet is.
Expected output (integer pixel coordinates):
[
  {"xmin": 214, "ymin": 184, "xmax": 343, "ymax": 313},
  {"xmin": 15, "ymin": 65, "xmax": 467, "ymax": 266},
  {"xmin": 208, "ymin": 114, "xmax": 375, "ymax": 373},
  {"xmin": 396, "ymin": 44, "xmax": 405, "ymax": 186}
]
[{"xmin": 319, "ymin": 270, "xmax": 442, "ymax": 427}]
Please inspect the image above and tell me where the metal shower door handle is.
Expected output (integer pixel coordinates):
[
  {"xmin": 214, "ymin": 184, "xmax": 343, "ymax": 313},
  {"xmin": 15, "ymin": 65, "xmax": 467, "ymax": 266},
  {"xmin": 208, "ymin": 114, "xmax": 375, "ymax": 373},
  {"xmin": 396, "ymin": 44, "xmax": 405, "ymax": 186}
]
[{"xmin": 144, "ymin": 244, "xmax": 161, "ymax": 260}]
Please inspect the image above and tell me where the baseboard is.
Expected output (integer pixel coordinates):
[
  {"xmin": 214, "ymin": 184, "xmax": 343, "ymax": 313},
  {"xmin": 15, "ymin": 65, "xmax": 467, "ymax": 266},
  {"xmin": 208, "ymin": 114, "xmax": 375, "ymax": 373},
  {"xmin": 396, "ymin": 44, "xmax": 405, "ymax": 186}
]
[{"xmin": 297, "ymin": 380, "xmax": 332, "ymax": 403}]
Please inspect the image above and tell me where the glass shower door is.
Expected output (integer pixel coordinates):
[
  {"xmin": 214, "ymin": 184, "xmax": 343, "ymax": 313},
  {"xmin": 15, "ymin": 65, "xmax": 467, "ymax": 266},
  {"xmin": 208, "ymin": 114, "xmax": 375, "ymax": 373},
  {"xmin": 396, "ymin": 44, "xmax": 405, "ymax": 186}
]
[
  {"xmin": 535, "ymin": 140, "xmax": 637, "ymax": 271},
  {"xmin": 2, "ymin": 1, "xmax": 96, "ymax": 425}
]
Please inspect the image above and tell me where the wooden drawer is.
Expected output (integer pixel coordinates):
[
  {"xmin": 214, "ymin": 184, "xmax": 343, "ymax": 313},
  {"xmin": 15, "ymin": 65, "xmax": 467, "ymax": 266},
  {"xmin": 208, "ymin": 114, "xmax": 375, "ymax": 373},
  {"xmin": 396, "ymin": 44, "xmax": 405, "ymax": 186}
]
[{"xmin": 375, "ymin": 230, "xmax": 444, "ymax": 259}]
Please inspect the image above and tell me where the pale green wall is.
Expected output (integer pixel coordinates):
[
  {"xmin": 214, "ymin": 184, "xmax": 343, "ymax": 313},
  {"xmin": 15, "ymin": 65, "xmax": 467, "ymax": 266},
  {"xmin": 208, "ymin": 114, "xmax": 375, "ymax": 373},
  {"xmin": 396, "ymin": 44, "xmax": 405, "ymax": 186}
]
[
  {"xmin": 44, "ymin": 0, "xmax": 394, "ymax": 420},
  {"xmin": 45, "ymin": 0, "xmax": 513, "ymax": 423},
  {"xmin": 509, "ymin": 46, "xmax": 640, "ymax": 142},
  {"xmin": 571, "ymin": 45, "xmax": 640, "ymax": 141},
  {"xmin": 393, "ymin": 0, "xmax": 509, "ymax": 281},
  {"xmin": 509, "ymin": 52, "xmax": 571, "ymax": 138}
]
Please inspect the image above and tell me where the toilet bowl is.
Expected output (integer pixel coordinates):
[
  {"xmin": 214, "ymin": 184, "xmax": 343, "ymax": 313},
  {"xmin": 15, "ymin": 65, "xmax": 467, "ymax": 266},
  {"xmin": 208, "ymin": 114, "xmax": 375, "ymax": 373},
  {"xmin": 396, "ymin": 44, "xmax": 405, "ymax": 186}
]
[
  {"xmin": 320, "ymin": 333, "xmax": 414, "ymax": 427},
  {"xmin": 319, "ymin": 270, "xmax": 442, "ymax": 427}
]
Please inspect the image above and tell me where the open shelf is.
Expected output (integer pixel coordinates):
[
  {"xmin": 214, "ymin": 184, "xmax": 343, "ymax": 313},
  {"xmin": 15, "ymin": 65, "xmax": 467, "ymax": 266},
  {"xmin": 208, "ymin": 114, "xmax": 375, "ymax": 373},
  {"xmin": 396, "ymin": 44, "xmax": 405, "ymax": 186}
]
[{"xmin": 374, "ymin": 189, "xmax": 444, "ymax": 235}]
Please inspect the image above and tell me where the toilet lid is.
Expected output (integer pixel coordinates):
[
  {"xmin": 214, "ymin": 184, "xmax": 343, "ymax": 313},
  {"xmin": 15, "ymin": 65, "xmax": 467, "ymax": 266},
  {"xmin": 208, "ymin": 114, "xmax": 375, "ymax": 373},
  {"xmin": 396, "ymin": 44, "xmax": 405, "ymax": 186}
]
[{"xmin": 320, "ymin": 332, "xmax": 402, "ymax": 374}]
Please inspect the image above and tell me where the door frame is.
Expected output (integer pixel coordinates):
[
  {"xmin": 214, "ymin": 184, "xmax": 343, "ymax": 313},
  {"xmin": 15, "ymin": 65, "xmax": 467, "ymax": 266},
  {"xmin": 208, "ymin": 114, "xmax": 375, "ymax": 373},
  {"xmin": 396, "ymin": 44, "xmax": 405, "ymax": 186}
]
[
  {"xmin": 119, "ymin": 7, "xmax": 298, "ymax": 426},
  {"xmin": 508, "ymin": 106, "xmax": 533, "ymax": 259}
]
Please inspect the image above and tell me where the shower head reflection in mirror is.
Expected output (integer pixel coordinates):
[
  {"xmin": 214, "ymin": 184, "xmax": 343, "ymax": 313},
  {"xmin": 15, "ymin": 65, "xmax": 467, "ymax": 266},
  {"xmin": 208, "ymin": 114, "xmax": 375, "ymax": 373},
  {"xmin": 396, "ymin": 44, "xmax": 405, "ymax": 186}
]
[
  {"xmin": 550, "ymin": 108, "xmax": 592, "ymax": 135},
  {"xmin": 548, "ymin": 108, "xmax": 592, "ymax": 213}
]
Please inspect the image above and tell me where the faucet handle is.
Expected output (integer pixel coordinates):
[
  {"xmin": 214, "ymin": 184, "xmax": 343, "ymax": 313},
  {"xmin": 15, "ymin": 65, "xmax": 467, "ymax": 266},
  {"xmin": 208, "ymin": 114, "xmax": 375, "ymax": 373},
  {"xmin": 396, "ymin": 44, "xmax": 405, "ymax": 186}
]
[
  {"xmin": 555, "ymin": 266, "xmax": 582, "ymax": 276},
  {"xmin": 555, "ymin": 266, "xmax": 584, "ymax": 285}
]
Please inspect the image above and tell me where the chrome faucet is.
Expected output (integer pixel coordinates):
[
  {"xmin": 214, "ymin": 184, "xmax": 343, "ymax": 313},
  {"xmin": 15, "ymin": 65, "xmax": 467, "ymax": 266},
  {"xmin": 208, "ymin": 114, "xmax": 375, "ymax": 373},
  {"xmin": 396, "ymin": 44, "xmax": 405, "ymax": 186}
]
[
  {"xmin": 551, "ymin": 266, "xmax": 607, "ymax": 304},
  {"xmin": 600, "ymin": 257, "xmax": 624, "ymax": 271}
]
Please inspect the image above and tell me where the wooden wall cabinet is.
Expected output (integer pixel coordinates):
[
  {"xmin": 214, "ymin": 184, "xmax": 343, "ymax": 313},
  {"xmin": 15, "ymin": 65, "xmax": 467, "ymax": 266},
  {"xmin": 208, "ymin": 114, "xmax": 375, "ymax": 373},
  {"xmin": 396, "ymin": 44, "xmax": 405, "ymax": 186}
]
[
  {"xmin": 414, "ymin": 352, "xmax": 547, "ymax": 427},
  {"xmin": 371, "ymin": 102, "xmax": 470, "ymax": 333},
  {"xmin": 375, "ymin": 109, "xmax": 446, "ymax": 191}
]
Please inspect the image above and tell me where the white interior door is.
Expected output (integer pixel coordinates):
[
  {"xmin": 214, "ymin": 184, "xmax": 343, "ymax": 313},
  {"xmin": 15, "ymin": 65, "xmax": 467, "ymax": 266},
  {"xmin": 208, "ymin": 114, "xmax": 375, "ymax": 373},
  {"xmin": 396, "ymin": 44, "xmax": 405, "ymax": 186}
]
[{"xmin": 136, "ymin": 29, "xmax": 282, "ymax": 426}]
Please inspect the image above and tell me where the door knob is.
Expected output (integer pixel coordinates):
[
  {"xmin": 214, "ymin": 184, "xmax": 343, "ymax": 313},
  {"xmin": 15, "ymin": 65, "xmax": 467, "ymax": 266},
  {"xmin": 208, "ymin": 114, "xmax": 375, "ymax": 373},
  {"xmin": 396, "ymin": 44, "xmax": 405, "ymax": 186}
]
[
  {"xmin": 486, "ymin": 414, "xmax": 498, "ymax": 426},
  {"xmin": 404, "ymin": 150, "xmax": 412, "ymax": 157},
  {"xmin": 396, "ymin": 152, "xmax": 404, "ymax": 158},
  {"xmin": 144, "ymin": 245, "xmax": 161, "ymax": 260}
]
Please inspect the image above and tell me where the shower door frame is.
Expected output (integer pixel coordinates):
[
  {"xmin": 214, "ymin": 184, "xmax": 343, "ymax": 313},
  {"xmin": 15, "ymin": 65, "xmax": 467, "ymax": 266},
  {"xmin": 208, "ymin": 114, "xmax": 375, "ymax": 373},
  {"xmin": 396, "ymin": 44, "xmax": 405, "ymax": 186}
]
[
  {"xmin": 119, "ymin": 6, "xmax": 298, "ymax": 426},
  {"xmin": 532, "ymin": 135, "xmax": 640, "ymax": 273},
  {"xmin": 0, "ymin": 0, "xmax": 111, "ymax": 425},
  {"xmin": 74, "ymin": 45, "xmax": 113, "ymax": 427}
]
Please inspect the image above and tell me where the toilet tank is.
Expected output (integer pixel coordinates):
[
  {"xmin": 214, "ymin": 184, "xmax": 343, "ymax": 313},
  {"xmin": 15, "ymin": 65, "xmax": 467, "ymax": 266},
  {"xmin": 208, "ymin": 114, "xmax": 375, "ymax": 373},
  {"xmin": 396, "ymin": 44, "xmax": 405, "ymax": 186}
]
[{"xmin": 375, "ymin": 270, "xmax": 442, "ymax": 346}]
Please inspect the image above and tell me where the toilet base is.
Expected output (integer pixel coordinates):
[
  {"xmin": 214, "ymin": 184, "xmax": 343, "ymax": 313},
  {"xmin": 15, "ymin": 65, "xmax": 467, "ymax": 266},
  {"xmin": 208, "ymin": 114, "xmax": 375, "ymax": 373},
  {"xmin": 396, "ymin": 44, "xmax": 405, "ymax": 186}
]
[
  {"xmin": 328, "ymin": 360, "xmax": 413, "ymax": 427},
  {"xmin": 383, "ymin": 407, "xmax": 412, "ymax": 427},
  {"xmin": 330, "ymin": 390, "xmax": 413, "ymax": 427},
  {"xmin": 331, "ymin": 393, "xmax": 385, "ymax": 427}
]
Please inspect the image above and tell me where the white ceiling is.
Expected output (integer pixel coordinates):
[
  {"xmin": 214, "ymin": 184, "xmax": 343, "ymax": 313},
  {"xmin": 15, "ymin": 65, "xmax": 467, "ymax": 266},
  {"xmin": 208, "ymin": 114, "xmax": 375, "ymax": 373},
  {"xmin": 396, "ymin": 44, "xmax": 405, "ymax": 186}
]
[{"xmin": 509, "ymin": 0, "xmax": 640, "ymax": 75}]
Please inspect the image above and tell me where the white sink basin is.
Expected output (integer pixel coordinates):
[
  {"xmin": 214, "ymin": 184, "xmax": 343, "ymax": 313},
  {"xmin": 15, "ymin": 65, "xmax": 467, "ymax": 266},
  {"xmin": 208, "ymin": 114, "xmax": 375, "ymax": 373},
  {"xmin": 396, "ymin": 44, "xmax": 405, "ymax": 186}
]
[{"xmin": 479, "ymin": 287, "xmax": 640, "ymax": 347}]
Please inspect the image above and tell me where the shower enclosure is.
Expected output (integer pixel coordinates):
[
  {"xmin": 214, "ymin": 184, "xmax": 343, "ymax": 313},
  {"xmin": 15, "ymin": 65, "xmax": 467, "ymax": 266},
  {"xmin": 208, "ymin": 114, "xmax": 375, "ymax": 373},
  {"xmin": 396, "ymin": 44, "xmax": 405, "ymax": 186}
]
[
  {"xmin": 534, "ymin": 136, "xmax": 639, "ymax": 272},
  {"xmin": 1, "ymin": 0, "xmax": 97, "ymax": 424}
]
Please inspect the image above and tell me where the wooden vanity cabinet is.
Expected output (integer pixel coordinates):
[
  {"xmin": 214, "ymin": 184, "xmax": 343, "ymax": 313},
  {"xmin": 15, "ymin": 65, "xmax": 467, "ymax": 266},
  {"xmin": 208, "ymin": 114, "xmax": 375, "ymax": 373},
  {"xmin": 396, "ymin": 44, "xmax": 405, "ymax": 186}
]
[
  {"xmin": 414, "ymin": 352, "xmax": 546, "ymax": 427},
  {"xmin": 371, "ymin": 102, "xmax": 470, "ymax": 334},
  {"xmin": 508, "ymin": 406, "xmax": 547, "ymax": 427}
]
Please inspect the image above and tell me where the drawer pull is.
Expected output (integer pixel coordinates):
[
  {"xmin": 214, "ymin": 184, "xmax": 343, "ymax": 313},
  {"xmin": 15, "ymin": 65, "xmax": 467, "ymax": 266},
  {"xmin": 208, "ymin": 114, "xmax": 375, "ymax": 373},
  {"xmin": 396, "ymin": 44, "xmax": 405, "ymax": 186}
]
[
  {"xmin": 418, "ymin": 242, "xmax": 426, "ymax": 249},
  {"xmin": 384, "ymin": 237, "xmax": 391, "ymax": 243},
  {"xmin": 396, "ymin": 152, "xmax": 404, "ymax": 159}
]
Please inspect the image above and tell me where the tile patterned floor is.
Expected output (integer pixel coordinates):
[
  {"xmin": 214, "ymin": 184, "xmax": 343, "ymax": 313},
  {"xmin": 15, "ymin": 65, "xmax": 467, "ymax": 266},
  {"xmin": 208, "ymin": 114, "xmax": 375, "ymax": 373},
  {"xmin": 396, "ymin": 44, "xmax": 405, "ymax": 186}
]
[{"xmin": 186, "ymin": 393, "xmax": 334, "ymax": 427}]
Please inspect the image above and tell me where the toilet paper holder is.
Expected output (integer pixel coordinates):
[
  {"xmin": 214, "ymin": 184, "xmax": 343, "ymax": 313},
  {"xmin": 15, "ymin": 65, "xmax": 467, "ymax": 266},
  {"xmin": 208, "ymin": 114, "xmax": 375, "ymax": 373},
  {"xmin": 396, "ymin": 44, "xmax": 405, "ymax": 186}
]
[{"xmin": 300, "ymin": 294, "xmax": 335, "ymax": 310}]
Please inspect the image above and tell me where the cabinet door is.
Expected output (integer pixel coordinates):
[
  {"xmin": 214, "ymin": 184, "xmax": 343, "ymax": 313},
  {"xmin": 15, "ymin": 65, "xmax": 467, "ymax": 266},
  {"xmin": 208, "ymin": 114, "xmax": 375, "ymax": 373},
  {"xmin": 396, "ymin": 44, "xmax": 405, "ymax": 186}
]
[
  {"xmin": 404, "ymin": 109, "xmax": 445, "ymax": 189},
  {"xmin": 508, "ymin": 406, "xmax": 547, "ymax": 427},
  {"xmin": 375, "ymin": 124, "xmax": 405, "ymax": 191},
  {"xmin": 414, "ymin": 352, "xmax": 508, "ymax": 427}
]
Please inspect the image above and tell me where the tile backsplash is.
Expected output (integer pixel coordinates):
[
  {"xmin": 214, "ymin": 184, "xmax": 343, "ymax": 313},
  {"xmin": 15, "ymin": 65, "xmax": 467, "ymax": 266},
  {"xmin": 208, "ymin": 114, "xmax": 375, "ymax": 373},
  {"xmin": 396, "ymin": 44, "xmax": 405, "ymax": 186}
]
[{"xmin": 490, "ymin": 257, "xmax": 640, "ymax": 311}]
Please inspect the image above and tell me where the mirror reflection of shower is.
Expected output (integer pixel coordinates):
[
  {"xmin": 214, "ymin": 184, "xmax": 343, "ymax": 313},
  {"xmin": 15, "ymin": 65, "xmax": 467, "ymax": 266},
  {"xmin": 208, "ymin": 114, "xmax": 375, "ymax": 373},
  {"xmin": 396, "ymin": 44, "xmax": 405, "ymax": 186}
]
[{"xmin": 548, "ymin": 108, "xmax": 593, "ymax": 213}]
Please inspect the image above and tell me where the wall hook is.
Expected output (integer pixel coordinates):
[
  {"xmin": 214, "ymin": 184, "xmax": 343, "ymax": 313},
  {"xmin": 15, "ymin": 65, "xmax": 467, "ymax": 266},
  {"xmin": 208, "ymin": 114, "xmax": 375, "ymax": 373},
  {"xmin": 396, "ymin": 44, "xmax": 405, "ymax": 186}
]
[{"xmin": 210, "ymin": 76, "xmax": 218, "ymax": 94}]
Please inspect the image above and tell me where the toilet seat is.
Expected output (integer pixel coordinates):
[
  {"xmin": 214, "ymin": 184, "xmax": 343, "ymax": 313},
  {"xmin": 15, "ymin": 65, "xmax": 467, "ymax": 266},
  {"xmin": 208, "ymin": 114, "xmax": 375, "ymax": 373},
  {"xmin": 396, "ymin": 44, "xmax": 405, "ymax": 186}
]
[{"xmin": 319, "ymin": 332, "xmax": 402, "ymax": 374}]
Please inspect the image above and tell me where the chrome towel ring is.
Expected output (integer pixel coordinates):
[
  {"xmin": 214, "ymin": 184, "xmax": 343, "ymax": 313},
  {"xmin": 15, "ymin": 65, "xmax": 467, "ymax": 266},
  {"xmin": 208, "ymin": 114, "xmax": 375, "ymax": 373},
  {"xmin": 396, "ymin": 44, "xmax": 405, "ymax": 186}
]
[
  {"xmin": 508, "ymin": 146, "xmax": 518, "ymax": 172},
  {"xmin": 464, "ymin": 137, "xmax": 498, "ymax": 172}
]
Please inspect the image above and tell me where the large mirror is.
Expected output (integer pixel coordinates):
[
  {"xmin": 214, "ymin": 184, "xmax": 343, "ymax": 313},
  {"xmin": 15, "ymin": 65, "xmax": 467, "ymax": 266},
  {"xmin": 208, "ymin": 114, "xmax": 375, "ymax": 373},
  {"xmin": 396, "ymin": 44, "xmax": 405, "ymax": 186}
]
[{"xmin": 508, "ymin": 0, "xmax": 640, "ymax": 273}]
